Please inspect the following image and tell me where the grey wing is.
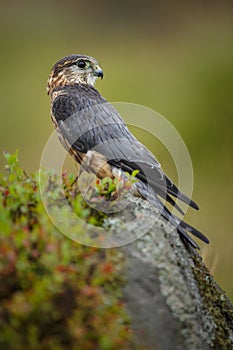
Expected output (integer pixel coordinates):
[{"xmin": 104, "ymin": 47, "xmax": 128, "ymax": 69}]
[
  {"xmin": 52, "ymin": 90, "xmax": 209, "ymax": 248},
  {"xmin": 52, "ymin": 90, "xmax": 198, "ymax": 209}
]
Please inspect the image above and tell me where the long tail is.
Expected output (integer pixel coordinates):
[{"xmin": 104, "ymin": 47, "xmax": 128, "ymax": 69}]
[{"xmin": 136, "ymin": 181, "xmax": 209, "ymax": 249}]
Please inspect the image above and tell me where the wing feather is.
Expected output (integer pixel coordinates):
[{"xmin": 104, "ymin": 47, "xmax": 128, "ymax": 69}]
[{"xmin": 51, "ymin": 84, "xmax": 208, "ymax": 247}]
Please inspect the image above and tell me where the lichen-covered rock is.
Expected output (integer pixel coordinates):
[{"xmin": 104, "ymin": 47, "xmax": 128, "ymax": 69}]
[{"xmin": 107, "ymin": 196, "xmax": 233, "ymax": 349}]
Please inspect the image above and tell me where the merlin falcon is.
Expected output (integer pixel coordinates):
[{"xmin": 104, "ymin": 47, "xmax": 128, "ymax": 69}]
[{"xmin": 47, "ymin": 54, "xmax": 209, "ymax": 249}]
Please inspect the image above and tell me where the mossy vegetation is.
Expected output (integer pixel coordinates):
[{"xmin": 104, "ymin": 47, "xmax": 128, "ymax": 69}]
[
  {"xmin": 192, "ymin": 254, "xmax": 233, "ymax": 350},
  {"xmin": 0, "ymin": 151, "xmax": 133, "ymax": 350}
]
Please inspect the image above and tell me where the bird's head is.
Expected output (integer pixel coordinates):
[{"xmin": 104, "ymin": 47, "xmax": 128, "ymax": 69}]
[{"xmin": 47, "ymin": 54, "xmax": 103, "ymax": 95}]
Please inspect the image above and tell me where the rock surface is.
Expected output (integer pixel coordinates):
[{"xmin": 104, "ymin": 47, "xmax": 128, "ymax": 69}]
[{"xmin": 106, "ymin": 194, "xmax": 233, "ymax": 350}]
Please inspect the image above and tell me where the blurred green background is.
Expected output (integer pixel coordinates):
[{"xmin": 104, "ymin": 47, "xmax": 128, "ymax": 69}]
[{"xmin": 0, "ymin": 1, "xmax": 232, "ymax": 300}]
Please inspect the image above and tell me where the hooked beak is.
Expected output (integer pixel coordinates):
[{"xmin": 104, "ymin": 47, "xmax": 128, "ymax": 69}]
[{"xmin": 93, "ymin": 66, "xmax": 104, "ymax": 79}]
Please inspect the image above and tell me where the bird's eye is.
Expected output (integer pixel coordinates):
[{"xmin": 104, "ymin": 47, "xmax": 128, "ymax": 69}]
[{"xmin": 77, "ymin": 60, "xmax": 86, "ymax": 68}]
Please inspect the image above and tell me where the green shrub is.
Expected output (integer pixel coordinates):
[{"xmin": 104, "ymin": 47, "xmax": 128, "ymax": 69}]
[{"xmin": 0, "ymin": 151, "xmax": 132, "ymax": 350}]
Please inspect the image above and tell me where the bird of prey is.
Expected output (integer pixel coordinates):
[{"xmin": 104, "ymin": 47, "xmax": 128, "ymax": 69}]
[{"xmin": 47, "ymin": 54, "xmax": 209, "ymax": 249}]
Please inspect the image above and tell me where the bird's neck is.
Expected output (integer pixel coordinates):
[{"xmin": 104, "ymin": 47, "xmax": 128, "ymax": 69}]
[{"xmin": 47, "ymin": 71, "xmax": 96, "ymax": 96}]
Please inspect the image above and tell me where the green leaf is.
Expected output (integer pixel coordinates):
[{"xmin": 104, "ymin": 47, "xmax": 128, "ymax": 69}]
[
  {"xmin": 131, "ymin": 169, "xmax": 140, "ymax": 178},
  {"xmin": 0, "ymin": 151, "xmax": 132, "ymax": 349}
]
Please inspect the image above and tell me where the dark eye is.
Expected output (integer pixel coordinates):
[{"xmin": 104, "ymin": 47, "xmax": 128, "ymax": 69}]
[{"xmin": 77, "ymin": 60, "xmax": 86, "ymax": 68}]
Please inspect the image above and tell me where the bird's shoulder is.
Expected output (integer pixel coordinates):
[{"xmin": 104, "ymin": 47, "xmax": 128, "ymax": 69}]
[
  {"xmin": 51, "ymin": 84, "xmax": 107, "ymax": 122},
  {"xmin": 52, "ymin": 84, "xmax": 106, "ymax": 107}
]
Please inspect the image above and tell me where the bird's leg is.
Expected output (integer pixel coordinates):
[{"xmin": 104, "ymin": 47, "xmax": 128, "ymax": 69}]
[{"xmin": 82, "ymin": 150, "xmax": 113, "ymax": 180}]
